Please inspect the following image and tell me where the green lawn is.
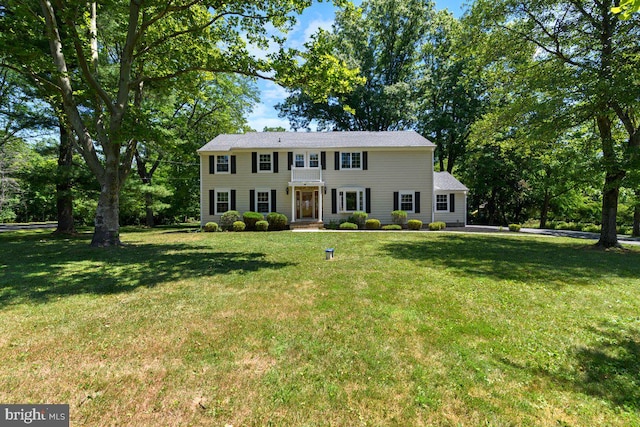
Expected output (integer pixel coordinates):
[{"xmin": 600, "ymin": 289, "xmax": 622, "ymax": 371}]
[{"xmin": 1, "ymin": 228, "xmax": 639, "ymax": 426}]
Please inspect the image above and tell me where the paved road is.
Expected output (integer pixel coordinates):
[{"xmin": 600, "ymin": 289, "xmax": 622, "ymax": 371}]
[
  {"xmin": 460, "ymin": 225, "xmax": 640, "ymax": 246},
  {"xmin": 0, "ymin": 222, "xmax": 58, "ymax": 232}
]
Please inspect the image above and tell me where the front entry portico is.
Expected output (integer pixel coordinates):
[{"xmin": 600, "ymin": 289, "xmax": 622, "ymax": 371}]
[{"xmin": 290, "ymin": 185, "xmax": 323, "ymax": 223}]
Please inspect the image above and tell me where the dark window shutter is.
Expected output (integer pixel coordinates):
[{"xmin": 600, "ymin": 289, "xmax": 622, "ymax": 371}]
[
  {"xmin": 231, "ymin": 156, "xmax": 236, "ymax": 174},
  {"xmin": 366, "ymin": 188, "xmax": 371, "ymax": 213},
  {"xmin": 209, "ymin": 189, "xmax": 215, "ymax": 215},
  {"xmin": 331, "ymin": 189, "xmax": 337, "ymax": 214},
  {"xmin": 362, "ymin": 151, "xmax": 368, "ymax": 170},
  {"xmin": 271, "ymin": 189, "xmax": 277, "ymax": 212},
  {"xmin": 450, "ymin": 193, "xmax": 455, "ymax": 212},
  {"xmin": 334, "ymin": 152, "xmax": 340, "ymax": 170},
  {"xmin": 251, "ymin": 152, "xmax": 257, "ymax": 173},
  {"xmin": 415, "ymin": 192, "xmax": 421, "ymax": 213},
  {"xmin": 231, "ymin": 190, "xmax": 236, "ymax": 210},
  {"xmin": 250, "ymin": 190, "xmax": 255, "ymax": 211},
  {"xmin": 273, "ymin": 152, "xmax": 279, "ymax": 173},
  {"xmin": 321, "ymin": 151, "xmax": 326, "ymax": 170},
  {"xmin": 288, "ymin": 152, "xmax": 293, "ymax": 170},
  {"xmin": 393, "ymin": 192, "xmax": 399, "ymax": 211},
  {"xmin": 209, "ymin": 156, "xmax": 215, "ymax": 174}
]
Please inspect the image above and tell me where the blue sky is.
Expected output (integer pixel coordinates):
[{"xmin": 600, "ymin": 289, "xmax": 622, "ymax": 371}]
[{"xmin": 246, "ymin": 0, "xmax": 468, "ymax": 131}]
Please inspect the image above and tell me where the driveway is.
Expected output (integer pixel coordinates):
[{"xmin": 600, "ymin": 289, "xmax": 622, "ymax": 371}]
[
  {"xmin": 453, "ymin": 225, "xmax": 640, "ymax": 246},
  {"xmin": 0, "ymin": 222, "xmax": 58, "ymax": 232}
]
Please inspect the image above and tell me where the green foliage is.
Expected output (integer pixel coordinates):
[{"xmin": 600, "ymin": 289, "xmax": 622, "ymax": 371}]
[
  {"xmin": 232, "ymin": 221, "xmax": 246, "ymax": 232},
  {"xmin": 220, "ymin": 210, "xmax": 241, "ymax": 231},
  {"xmin": 428, "ymin": 222, "xmax": 446, "ymax": 231},
  {"xmin": 508, "ymin": 224, "xmax": 521, "ymax": 232},
  {"xmin": 243, "ymin": 211, "xmax": 264, "ymax": 231},
  {"xmin": 255, "ymin": 220, "xmax": 269, "ymax": 232},
  {"xmin": 339, "ymin": 222, "xmax": 358, "ymax": 230},
  {"xmin": 391, "ymin": 210, "xmax": 408, "ymax": 225},
  {"xmin": 407, "ymin": 219, "xmax": 423, "ymax": 230},
  {"xmin": 382, "ymin": 224, "xmax": 402, "ymax": 230},
  {"xmin": 365, "ymin": 219, "xmax": 381, "ymax": 230},
  {"xmin": 350, "ymin": 211, "xmax": 368, "ymax": 229},
  {"xmin": 204, "ymin": 222, "xmax": 218, "ymax": 232},
  {"xmin": 612, "ymin": 0, "xmax": 640, "ymax": 19},
  {"xmin": 324, "ymin": 220, "xmax": 340, "ymax": 230},
  {"xmin": 266, "ymin": 212, "xmax": 288, "ymax": 231},
  {"xmin": 582, "ymin": 224, "xmax": 600, "ymax": 234},
  {"xmin": 277, "ymin": 0, "xmax": 433, "ymax": 131}
]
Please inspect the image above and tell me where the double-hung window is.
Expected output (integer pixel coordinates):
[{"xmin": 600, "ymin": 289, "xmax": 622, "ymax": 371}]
[
  {"xmin": 294, "ymin": 153, "xmax": 305, "ymax": 168},
  {"xmin": 339, "ymin": 187, "xmax": 365, "ymax": 212},
  {"xmin": 400, "ymin": 191, "xmax": 414, "ymax": 212},
  {"xmin": 341, "ymin": 152, "xmax": 361, "ymax": 170},
  {"xmin": 436, "ymin": 194, "xmax": 448, "ymax": 211},
  {"xmin": 256, "ymin": 190, "xmax": 271, "ymax": 214},
  {"xmin": 216, "ymin": 190, "xmax": 230, "ymax": 214},
  {"xmin": 216, "ymin": 155, "xmax": 229, "ymax": 173},
  {"xmin": 259, "ymin": 153, "xmax": 272, "ymax": 172},
  {"xmin": 309, "ymin": 153, "xmax": 319, "ymax": 168}
]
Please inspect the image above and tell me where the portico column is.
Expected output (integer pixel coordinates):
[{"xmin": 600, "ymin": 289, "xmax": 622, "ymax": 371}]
[
  {"xmin": 318, "ymin": 186, "xmax": 323, "ymax": 223},
  {"xmin": 290, "ymin": 186, "xmax": 296, "ymax": 223}
]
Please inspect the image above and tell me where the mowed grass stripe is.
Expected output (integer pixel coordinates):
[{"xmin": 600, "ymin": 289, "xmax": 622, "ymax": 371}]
[{"xmin": 0, "ymin": 229, "xmax": 638, "ymax": 426}]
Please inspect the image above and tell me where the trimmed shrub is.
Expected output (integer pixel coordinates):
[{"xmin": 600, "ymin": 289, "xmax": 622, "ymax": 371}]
[
  {"xmin": 508, "ymin": 223, "xmax": 521, "ymax": 232},
  {"xmin": 428, "ymin": 221, "xmax": 446, "ymax": 231},
  {"xmin": 339, "ymin": 222, "xmax": 358, "ymax": 230},
  {"xmin": 220, "ymin": 210, "xmax": 241, "ymax": 231},
  {"xmin": 365, "ymin": 219, "xmax": 381, "ymax": 230},
  {"xmin": 243, "ymin": 211, "xmax": 264, "ymax": 231},
  {"xmin": 351, "ymin": 211, "xmax": 368, "ymax": 229},
  {"xmin": 203, "ymin": 222, "xmax": 219, "ymax": 232},
  {"xmin": 266, "ymin": 212, "xmax": 288, "ymax": 231},
  {"xmin": 382, "ymin": 224, "xmax": 402, "ymax": 230},
  {"xmin": 324, "ymin": 220, "xmax": 340, "ymax": 230},
  {"xmin": 255, "ymin": 220, "xmax": 269, "ymax": 231},
  {"xmin": 407, "ymin": 219, "xmax": 423, "ymax": 230},
  {"xmin": 391, "ymin": 210, "xmax": 407, "ymax": 225},
  {"xmin": 232, "ymin": 221, "xmax": 246, "ymax": 232},
  {"xmin": 582, "ymin": 224, "xmax": 600, "ymax": 233}
]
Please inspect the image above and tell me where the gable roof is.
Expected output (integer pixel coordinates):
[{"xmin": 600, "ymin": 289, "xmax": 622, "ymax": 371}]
[
  {"xmin": 434, "ymin": 172, "xmax": 468, "ymax": 191},
  {"xmin": 198, "ymin": 131, "xmax": 435, "ymax": 152}
]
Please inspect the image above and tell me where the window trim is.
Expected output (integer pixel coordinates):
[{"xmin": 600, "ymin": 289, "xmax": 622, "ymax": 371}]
[
  {"xmin": 399, "ymin": 191, "xmax": 415, "ymax": 213},
  {"xmin": 216, "ymin": 155, "xmax": 230, "ymax": 174},
  {"xmin": 258, "ymin": 153, "xmax": 272, "ymax": 173},
  {"xmin": 338, "ymin": 187, "xmax": 366, "ymax": 213},
  {"xmin": 215, "ymin": 188, "xmax": 231, "ymax": 215},
  {"xmin": 339, "ymin": 151, "xmax": 363, "ymax": 170},
  {"xmin": 255, "ymin": 188, "xmax": 271, "ymax": 214},
  {"xmin": 292, "ymin": 151, "xmax": 321, "ymax": 169},
  {"xmin": 436, "ymin": 193, "xmax": 449, "ymax": 212}
]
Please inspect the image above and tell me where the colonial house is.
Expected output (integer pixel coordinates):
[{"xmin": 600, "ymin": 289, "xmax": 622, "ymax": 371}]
[{"xmin": 198, "ymin": 131, "xmax": 467, "ymax": 227}]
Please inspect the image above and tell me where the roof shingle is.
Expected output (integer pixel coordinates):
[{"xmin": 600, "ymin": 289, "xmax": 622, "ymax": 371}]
[{"xmin": 198, "ymin": 131, "xmax": 435, "ymax": 152}]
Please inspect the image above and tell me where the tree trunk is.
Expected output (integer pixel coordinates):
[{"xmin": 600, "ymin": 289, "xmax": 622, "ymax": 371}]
[
  {"xmin": 595, "ymin": 115, "xmax": 623, "ymax": 248},
  {"xmin": 54, "ymin": 123, "xmax": 76, "ymax": 235},
  {"xmin": 145, "ymin": 192, "xmax": 155, "ymax": 228},
  {"xmin": 539, "ymin": 191, "xmax": 551, "ymax": 229},
  {"xmin": 596, "ymin": 172, "xmax": 623, "ymax": 248},
  {"xmin": 91, "ymin": 178, "xmax": 121, "ymax": 247}
]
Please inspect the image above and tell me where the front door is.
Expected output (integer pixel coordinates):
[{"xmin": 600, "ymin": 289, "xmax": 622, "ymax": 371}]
[{"xmin": 296, "ymin": 190, "xmax": 317, "ymax": 220}]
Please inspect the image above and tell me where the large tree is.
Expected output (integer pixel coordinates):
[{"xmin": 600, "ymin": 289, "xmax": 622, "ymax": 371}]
[
  {"xmin": 417, "ymin": 11, "xmax": 486, "ymax": 173},
  {"xmin": 278, "ymin": 0, "xmax": 433, "ymax": 131},
  {"xmin": 472, "ymin": 0, "xmax": 640, "ymax": 248},
  {"xmin": 1, "ymin": 0, "xmax": 360, "ymax": 246}
]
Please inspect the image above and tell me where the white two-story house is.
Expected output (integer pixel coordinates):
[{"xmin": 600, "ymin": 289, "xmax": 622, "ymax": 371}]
[{"xmin": 198, "ymin": 131, "xmax": 467, "ymax": 227}]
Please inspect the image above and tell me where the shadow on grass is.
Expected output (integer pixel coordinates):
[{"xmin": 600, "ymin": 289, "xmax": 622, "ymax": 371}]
[
  {"xmin": 381, "ymin": 234, "xmax": 640, "ymax": 285},
  {"xmin": 501, "ymin": 322, "xmax": 640, "ymax": 411},
  {"xmin": 0, "ymin": 232, "xmax": 295, "ymax": 307}
]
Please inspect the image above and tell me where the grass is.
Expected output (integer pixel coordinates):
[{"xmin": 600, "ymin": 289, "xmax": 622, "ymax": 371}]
[{"xmin": 1, "ymin": 228, "xmax": 640, "ymax": 426}]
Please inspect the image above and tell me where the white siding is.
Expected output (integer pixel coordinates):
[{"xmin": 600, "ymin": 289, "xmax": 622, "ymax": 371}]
[
  {"xmin": 200, "ymin": 147, "xmax": 434, "ymax": 226},
  {"xmin": 433, "ymin": 190, "xmax": 467, "ymax": 226}
]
